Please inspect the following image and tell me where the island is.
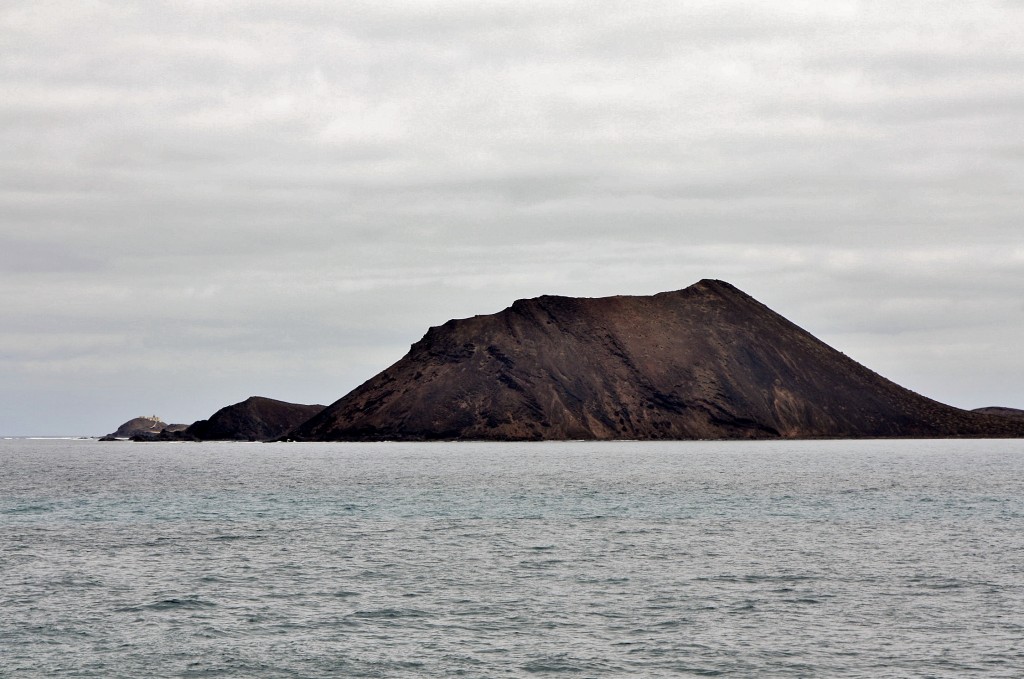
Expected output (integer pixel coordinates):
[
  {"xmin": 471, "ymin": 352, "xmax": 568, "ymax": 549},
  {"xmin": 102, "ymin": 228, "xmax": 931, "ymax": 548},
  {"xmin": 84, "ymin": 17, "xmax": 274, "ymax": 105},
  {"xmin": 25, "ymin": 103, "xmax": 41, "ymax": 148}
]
[{"xmin": 286, "ymin": 280, "xmax": 1024, "ymax": 440}]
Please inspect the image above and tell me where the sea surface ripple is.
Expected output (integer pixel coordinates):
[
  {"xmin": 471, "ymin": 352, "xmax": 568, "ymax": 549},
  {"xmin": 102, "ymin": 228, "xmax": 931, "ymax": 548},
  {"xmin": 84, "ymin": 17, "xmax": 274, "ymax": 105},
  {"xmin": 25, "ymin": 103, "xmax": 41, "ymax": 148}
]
[{"xmin": 2, "ymin": 439, "xmax": 1023, "ymax": 677}]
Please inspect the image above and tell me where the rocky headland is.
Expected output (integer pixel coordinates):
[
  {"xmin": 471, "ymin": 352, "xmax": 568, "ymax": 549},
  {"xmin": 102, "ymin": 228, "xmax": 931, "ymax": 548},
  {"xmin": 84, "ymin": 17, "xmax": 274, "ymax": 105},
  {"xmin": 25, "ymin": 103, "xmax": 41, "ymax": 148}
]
[
  {"xmin": 104, "ymin": 416, "xmax": 187, "ymax": 440},
  {"xmin": 183, "ymin": 396, "xmax": 325, "ymax": 442}
]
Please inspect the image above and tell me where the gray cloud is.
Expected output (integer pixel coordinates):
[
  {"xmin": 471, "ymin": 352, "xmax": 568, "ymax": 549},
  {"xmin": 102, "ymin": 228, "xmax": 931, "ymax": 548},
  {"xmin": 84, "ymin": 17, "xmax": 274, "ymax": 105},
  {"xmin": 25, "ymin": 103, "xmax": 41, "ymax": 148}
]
[{"xmin": 1, "ymin": 1, "xmax": 1023, "ymax": 434}]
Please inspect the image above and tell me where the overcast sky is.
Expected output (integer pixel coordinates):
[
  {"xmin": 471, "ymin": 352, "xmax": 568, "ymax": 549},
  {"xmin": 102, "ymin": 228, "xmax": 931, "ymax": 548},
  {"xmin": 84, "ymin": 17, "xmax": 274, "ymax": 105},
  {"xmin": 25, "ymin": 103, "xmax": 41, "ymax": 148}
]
[{"xmin": 3, "ymin": 0, "xmax": 1023, "ymax": 435}]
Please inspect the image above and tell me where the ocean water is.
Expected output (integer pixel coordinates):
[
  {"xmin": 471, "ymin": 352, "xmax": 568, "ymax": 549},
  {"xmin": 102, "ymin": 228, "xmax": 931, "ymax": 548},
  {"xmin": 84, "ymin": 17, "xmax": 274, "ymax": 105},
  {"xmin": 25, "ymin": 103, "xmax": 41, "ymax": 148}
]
[{"xmin": 2, "ymin": 439, "xmax": 1023, "ymax": 678}]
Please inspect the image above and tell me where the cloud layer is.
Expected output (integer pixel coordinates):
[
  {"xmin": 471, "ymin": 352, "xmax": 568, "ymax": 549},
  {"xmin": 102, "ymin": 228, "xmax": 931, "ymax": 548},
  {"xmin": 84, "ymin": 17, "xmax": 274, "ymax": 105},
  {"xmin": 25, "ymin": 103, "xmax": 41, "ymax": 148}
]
[{"xmin": 2, "ymin": 1, "xmax": 1023, "ymax": 433}]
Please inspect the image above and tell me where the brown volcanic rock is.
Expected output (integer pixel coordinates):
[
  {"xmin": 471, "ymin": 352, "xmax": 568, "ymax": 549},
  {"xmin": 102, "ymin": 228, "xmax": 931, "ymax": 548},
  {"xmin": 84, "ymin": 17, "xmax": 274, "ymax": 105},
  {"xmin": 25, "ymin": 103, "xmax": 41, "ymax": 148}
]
[
  {"xmin": 186, "ymin": 396, "xmax": 325, "ymax": 441},
  {"xmin": 291, "ymin": 280, "xmax": 1024, "ymax": 441},
  {"xmin": 972, "ymin": 407, "xmax": 1024, "ymax": 419}
]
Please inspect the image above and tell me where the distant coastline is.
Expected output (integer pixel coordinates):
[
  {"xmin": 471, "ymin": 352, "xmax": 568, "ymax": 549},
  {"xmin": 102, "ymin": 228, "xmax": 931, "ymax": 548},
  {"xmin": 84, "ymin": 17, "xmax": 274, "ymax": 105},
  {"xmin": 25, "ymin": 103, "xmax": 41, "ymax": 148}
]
[{"xmin": 85, "ymin": 281, "xmax": 1023, "ymax": 443}]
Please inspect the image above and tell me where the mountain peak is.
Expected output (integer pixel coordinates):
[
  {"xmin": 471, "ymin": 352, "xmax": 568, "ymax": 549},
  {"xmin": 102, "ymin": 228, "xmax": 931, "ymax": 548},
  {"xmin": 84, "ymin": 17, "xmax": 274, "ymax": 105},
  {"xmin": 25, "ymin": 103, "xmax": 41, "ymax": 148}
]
[{"xmin": 690, "ymin": 278, "xmax": 735, "ymax": 291}]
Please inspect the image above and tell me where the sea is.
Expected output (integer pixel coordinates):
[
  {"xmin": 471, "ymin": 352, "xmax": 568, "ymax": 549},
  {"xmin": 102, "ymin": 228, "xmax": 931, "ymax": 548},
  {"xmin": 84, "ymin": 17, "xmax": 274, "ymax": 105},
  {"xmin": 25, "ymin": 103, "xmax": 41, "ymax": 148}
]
[{"xmin": 1, "ymin": 438, "xmax": 1022, "ymax": 678}]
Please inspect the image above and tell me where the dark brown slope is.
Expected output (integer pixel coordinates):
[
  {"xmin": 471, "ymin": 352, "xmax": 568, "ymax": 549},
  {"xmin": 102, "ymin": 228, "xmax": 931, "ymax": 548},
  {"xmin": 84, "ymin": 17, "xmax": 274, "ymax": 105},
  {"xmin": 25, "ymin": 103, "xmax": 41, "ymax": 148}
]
[
  {"xmin": 973, "ymin": 407, "xmax": 1024, "ymax": 419},
  {"xmin": 186, "ymin": 397, "xmax": 325, "ymax": 441},
  {"xmin": 291, "ymin": 280, "xmax": 1024, "ymax": 441}
]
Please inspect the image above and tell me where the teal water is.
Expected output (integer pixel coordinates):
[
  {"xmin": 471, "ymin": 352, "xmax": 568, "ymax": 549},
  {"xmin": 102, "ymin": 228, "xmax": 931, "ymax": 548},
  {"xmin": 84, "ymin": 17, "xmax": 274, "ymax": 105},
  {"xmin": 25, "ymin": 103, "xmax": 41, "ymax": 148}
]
[{"xmin": 2, "ymin": 439, "xmax": 1023, "ymax": 677}]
